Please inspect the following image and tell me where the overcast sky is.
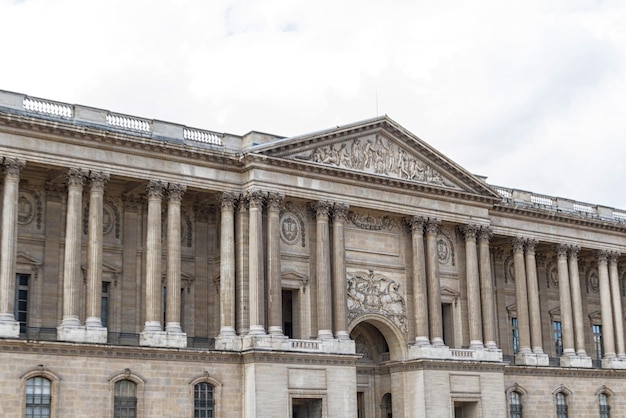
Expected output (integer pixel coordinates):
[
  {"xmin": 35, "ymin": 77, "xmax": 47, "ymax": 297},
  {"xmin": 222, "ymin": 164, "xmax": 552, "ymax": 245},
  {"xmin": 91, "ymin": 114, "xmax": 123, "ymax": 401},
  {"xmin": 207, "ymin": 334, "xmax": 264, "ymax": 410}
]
[{"xmin": 1, "ymin": 0, "xmax": 625, "ymax": 209}]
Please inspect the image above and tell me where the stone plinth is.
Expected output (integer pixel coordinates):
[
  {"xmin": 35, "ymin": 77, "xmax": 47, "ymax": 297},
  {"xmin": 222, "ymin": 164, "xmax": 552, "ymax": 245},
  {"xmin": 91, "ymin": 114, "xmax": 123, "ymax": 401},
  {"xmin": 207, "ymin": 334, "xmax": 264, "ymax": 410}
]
[
  {"xmin": 0, "ymin": 320, "xmax": 19, "ymax": 338},
  {"xmin": 560, "ymin": 354, "xmax": 592, "ymax": 368},
  {"xmin": 409, "ymin": 344, "xmax": 503, "ymax": 362},
  {"xmin": 57, "ymin": 325, "xmax": 107, "ymax": 343},
  {"xmin": 139, "ymin": 331, "xmax": 187, "ymax": 348},
  {"xmin": 515, "ymin": 352, "xmax": 549, "ymax": 366},
  {"xmin": 602, "ymin": 357, "xmax": 626, "ymax": 369}
]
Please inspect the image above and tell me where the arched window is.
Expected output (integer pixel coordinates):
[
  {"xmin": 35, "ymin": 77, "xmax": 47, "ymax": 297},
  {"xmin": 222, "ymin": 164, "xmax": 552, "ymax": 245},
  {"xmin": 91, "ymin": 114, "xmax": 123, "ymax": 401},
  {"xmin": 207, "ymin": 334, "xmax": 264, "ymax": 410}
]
[
  {"xmin": 599, "ymin": 392, "xmax": 610, "ymax": 418},
  {"xmin": 508, "ymin": 390, "xmax": 522, "ymax": 418},
  {"xmin": 25, "ymin": 376, "xmax": 51, "ymax": 418},
  {"xmin": 381, "ymin": 393, "xmax": 392, "ymax": 418},
  {"xmin": 114, "ymin": 380, "xmax": 137, "ymax": 418},
  {"xmin": 194, "ymin": 382, "xmax": 214, "ymax": 417},
  {"xmin": 555, "ymin": 392, "xmax": 568, "ymax": 418}
]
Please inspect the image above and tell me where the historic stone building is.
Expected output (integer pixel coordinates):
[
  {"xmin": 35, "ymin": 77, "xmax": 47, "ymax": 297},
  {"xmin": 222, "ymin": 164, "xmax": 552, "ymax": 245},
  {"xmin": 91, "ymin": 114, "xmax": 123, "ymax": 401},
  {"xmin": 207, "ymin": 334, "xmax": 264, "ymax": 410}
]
[{"xmin": 0, "ymin": 89, "xmax": 624, "ymax": 417}]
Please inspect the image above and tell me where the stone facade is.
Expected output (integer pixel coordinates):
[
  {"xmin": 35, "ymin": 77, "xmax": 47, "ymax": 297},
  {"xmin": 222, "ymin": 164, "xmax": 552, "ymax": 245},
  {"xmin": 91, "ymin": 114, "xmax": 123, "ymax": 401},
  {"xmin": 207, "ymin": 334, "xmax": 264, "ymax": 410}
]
[{"xmin": 0, "ymin": 90, "xmax": 625, "ymax": 417}]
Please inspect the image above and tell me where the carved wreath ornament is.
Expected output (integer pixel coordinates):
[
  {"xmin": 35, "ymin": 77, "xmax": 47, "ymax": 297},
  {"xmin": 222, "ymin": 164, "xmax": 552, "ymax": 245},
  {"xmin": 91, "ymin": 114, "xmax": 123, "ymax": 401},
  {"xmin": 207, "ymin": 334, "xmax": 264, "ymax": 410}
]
[{"xmin": 347, "ymin": 270, "xmax": 408, "ymax": 333}]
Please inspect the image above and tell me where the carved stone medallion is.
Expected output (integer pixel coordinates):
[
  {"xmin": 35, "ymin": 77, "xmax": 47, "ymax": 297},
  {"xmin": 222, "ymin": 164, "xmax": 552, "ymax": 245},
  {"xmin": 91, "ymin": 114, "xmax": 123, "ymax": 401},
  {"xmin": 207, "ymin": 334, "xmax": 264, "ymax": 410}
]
[{"xmin": 280, "ymin": 212, "xmax": 300, "ymax": 245}]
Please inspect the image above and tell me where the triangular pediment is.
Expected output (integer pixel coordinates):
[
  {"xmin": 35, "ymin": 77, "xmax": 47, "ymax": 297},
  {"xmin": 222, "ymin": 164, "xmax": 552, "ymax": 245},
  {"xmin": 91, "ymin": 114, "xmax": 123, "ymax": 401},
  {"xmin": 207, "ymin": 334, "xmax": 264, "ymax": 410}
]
[{"xmin": 250, "ymin": 116, "xmax": 500, "ymax": 198}]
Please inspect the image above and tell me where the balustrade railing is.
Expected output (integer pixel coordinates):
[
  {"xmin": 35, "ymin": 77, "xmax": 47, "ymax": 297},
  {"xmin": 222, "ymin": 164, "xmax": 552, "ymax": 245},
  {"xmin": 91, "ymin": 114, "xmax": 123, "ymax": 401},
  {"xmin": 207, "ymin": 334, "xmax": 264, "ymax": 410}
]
[
  {"xmin": 106, "ymin": 113, "xmax": 152, "ymax": 132},
  {"xmin": 23, "ymin": 97, "xmax": 73, "ymax": 118}
]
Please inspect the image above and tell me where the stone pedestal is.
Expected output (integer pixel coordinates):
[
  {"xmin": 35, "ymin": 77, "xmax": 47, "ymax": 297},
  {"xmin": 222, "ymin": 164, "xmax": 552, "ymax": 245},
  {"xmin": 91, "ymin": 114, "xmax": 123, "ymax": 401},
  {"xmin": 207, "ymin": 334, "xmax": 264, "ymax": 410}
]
[
  {"xmin": 515, "ymin": 352, "xmax": 549, "ymax": 366},
  {"xmin": 560, "ymin": 354, "xmax": 592, "ymax": 368},
  {"xmin": 57, "ymin": 325, "xmax": 107, "ymax": 343},
  {"xmin": 0, "ymin": 320, "xmax": 19, "ymax": 338},
  {"xmin": 139, "ymin": 330, "xmax": 187, "ymax": 348},
  {"xmin": 602, "ymin": 357, "xmax": 626, "ymax": 369}
]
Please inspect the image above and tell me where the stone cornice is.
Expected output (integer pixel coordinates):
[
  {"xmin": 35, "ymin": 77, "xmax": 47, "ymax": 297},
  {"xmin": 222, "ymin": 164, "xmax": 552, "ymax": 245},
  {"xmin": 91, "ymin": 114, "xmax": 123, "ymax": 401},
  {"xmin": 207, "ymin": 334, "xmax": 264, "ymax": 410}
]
[
  {"xmin": 493, "ymin": 203, "xmax": 626, "ymax": 233},
  {"xmin": 387, "ymin": 359, "xmax": 506, "ymax": 374},
  {"xmin": 241, "ymin": 154, "xmax": 501, "ymax": 207},
  {"xmin": 241, "ymin": 350, "xmax": 359, "ymax": 366},
  {"xmin": 504, "ymin": 364, "xmax": 626, "ymax": 378},
  {"xmin": 0, "ymin": 339, "xmax": 241, "ymax": 363}
]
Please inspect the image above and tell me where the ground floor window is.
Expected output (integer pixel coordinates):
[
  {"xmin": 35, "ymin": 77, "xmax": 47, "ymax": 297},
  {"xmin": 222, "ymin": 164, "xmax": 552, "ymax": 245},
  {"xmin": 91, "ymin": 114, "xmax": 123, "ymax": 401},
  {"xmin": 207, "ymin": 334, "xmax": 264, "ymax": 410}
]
[
  {"xmin": 599, "ymin": 392, "xmax": 610, "ymax": 418},
  {"xmin": 194, "ymin": 382, "xmax": 214, "ymax": 418},
  {"xmin": 292, "ymin": 398, "xmax": 322, "ymax": 418},
  {"xmin": 25, "ymin": 376, "xmax": 51, "ymax": 418},
  {"xmin": 508, "ymin": 391, "xmax": 522, "ymax": 418},
  {"xmin": 114, "ymin": 380, "xmax": 137, "ymax": 418},
  {"xmin": 556, "ymin": 392, "xmax": 568, "ymax": 418}
]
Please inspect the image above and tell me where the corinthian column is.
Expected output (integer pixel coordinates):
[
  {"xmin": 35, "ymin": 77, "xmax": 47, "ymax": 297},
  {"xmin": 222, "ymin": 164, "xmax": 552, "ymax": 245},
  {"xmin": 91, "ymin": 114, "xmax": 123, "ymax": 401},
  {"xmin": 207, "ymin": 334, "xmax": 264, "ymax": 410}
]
[
  {"xmin": 332, "ymin": 203, "xmax": 349, "ymax": 340},
  {"xmin": 165, "ymin": 183, "xmax": 186, "ymax": 334},
  {"xmin": 142, "ymin": 180, "xmax": 165, "ymax": 334},
  {"xmin": 236, "ymin": 196, "xmax": 249, "ymax": 335},
  {"xmin": 314, "ymin": 201, "xmax": 333, "ymax": 340},
  {"xmin": 219, "ymin": 192, "xmax": 237, "ymax": 338},
  {"xmin": 267, "ymin": 192, "xmax": 284, "ymax": 336},
  {"xmin": 0, "ymin": 158, "xmax": 25, "ymax": 337},
  {"xmin": 462, "ymin": 225, "xmax": 483, "ymax": 349},
  {"xmin": 248, "ymin": 190, "xmax": 266, "ymax": 336},
  {"xmin": 512, "ymin": 237, "xmax": 531, "ymax": 354},
  {"xmin": 409, "ymin": 216, "xmax": 429, "ymax": 345},
  {"xmin": 425, "ymin": 218, "xmax": 443, "ymax": 345},
  {"xmin": 568, "ymin": 246, "xmax": 587, "ymax": 357},
  {"xmin": 608, "ymin": 252, "xmax": 625, "ymax": 358},
  {"xmin": 60, "ymin": 168, "xmax": 87, "ymax": 330},
  {"xmin": 85, "ymin": 172, "xmax": 110, "ymax": 332},
  {"xmin": 524, "ymin": 239, "xmax": 544, "ymax": 354},
  {"xmin": 478, "ymin": 227, "xmax": 496, "ymax": 349},
  {"xmin": 556, "ymin": 244, "xmax": 575, "ymax": 357},
  {"xmin": 598, "ymin": 251, "xmax": 616, "ymax": 359}
]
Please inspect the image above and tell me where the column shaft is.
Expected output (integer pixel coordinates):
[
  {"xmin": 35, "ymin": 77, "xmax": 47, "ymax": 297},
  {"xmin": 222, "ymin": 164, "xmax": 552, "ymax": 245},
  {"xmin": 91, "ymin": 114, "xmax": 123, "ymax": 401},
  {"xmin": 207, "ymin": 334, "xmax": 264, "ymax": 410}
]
[
  {"xmin": 236, "ymin": 197, "xmax": 249, "ymax": 335},
  {"xmin": 462, "ymin": 225, "xmax": 483, "ymax": 348},
  {"xmin": 478, "ymin": 227, "xmax": 496, "ymax": 349},
  {"xmin": 165, "ymin": 184, "xmax": 185, "ymax": 333},
  {"xmin": 525, "ymin": 239, "xmax": 543, "ymax": 354},
  {"xmin": 267, "ymin": 193, "xmax": 284, "ymax": 336},
  {"xmin": 556, "ymin": 244, "xmax": 575, "ymax": 356},
  {"xmin": 219, "ymin": 192, "xmax": 237, "ymax": 337},
  {"xmin": 143, "ymin": 181, "xmax": 164, "ymax": 332},
  {"xmin": 314, "ymin": 201, "xmax": 333, "ymax": 339},
  {"xmin": 609, "ymin": 253, "xmax": 625, "ymax": 357},
  {"xmin": 248, "ymin": 191, "xmax": 265, "ymax": 335},
  {"xmin": 568, "ymin": 246, "xmax": 586, "ymax": 356},
  {"xmin": 513, "ymin": 238, "xmax": 531, "ymax": 354},
  {"xmin": 598, "ymin": 251, "xmax": 615, "ymax": 358},
  {"xmin": 0, "ymin": 158, "xmax": 24, "ymax": 331},
  {"xmin": 410, "ymin": 217, "xmax": 429, "ymax": 345},
  {"xmin": 425, "ymin": 218, "xmax": 443, "ymax": 345},
  {"xmin": 85, "ymin": 172, "xmax": 109, "ymax": 328},
  {"xmin": 61, "ymin": 168, "xmax": 86, "ymax": 328},
  {"xmin": 332, "ymin": 203, "xmax": 349, "ymax": 340}
]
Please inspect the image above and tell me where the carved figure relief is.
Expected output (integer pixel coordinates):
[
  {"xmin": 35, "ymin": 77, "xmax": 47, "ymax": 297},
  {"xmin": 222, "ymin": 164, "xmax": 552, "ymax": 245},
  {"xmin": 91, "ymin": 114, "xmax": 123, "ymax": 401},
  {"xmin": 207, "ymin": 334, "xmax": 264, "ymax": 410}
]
[
  {"xmin": 295, "ymin": 135, "xmax": 459, "ymax": 189},
  {"xmin": 505, "ymin": 256, "xmax": 515, "ymax": 283},
  {"xmin": 587, "ymin": 267, "xmax": 599, "ymax": 293},
  {"xmin": 279, "ymin": 202, "xmax": 306, "ymax": 247},
  {"xmin": 347, "ymin": 270, "xmax": 407, "ymax": 333},
  {"xmin": 546, "ymin": 262, "xmax": 559, "ymax": 288},
  {"xmin": 436, "ymin": 228, "xmax": 456, "ymax": 266}
]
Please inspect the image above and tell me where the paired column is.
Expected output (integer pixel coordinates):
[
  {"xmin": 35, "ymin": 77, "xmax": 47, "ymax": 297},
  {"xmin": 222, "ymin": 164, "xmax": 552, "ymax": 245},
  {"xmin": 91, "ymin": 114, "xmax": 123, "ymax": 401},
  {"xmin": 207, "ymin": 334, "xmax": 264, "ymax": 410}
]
[
  {"xmin": 608, "ymin": 252, "xmax": 625, "ymax": 358},
  {"xmin": 408, "ymin": 216, "xmax": 429, "ymax": 345},
  {"xmin": 218, "ymin": 192, "xmax": 237, "ymax": 338},
  {"xmin": 332, "ymin": 203, "xmax": 349, "ymax": 340},
  {"xmin": 512, "ymin": 237, "xmax": 531, "ymax": 355},
  {"xmin": 598, "ymin": 251, "xmax": 616, "ymax": 359},
  {"xmin": 59, "ymin": 168, "xmax": 87, "ymax": 330},
  {"xmin": 85, "ymin": 172, "xmax": 110, "ymax": 332},
  {"xmin": 142, "ymin": 180, "xmax": 165, "ymax": 334},
  {"xmin": 567, "ymin": 246, "xmax": 587, "ymax": 357},
  {"xmin": 462, "ymin": 225, "xmax": 483, "ymax": 348},
  {"xmin": 478, "ymin": 227, "xmax": 497, "ymax": 349},
  {"xmin": 235, "ymin": 195, "xmax": 250, "ymax": 335},
  {"xmin": 165, "ymin": 184, "xmax": 186, "ymax": 334},
  {"xmin": 267, "ymin": 193, "xmax": 284, "ymax": 336},
  {"xmin": 0, "ymin": 158, "xmax": 25, "ymax": 337},
  {"xmin": 524, "ymin": 239, "xmax": 543, "ymax": 354},
  {"xmin": 425, "ymin": 218, "xmax": 443, "ymax": 345},
  {"xmin": 313, "ymin": 201, "xmax": 333, "ymax": 340},
  {"xmin": 248, "ymin": 191, "xmax": 266, "ymax": 335},
  {"xmin": 556, "ymin": 244, "xmax": 576, "ymax": 357}
]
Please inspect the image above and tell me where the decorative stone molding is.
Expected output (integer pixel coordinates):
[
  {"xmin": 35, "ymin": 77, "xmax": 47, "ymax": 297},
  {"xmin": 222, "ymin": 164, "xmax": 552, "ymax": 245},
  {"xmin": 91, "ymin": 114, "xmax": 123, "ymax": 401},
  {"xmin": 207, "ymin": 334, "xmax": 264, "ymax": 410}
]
[
  {"xmin": 347, "ymin": 270, "xmax": 407, "ymax": 333},
  {"xmin": 18, "ymin": 188, "xmax": 42, "ymax": 229},
  {"xmin": 122, "ymin": 193, "xmax": 143, "ymax": 212},
  {"xmin": 347, "ymin": 211, "xmax": 394, "ymax": 231},
  {"xmin": 44, "ymin": 182, "xmax": 65, "ymax": 203},
  {"xmin": 437, "ymin": 228, "xmax": 456, "ymax": 266},
  {"xmin": 279, "ymin": 202, "xmax": 306, "ymax": 247}
]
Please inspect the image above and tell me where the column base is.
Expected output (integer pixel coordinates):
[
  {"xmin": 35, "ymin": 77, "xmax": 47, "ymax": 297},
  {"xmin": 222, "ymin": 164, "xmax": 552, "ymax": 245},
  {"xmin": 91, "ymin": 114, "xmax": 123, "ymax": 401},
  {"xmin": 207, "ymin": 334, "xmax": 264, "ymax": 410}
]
[
  {"xmin": 602, "ymin": 357, "xmax": 626, "ymax": 369},
  {"xmin": 515, "ymin": 352, "xmax": 549, "ymax": 366},
  {"xmin": 268, "ymin": 326, "xmax": 284, "ymax": 336},
  {"xmin": 335, "ymin": 331, "xmax": 350, "ymax": 340},
  {"xmin": 57, "ymin": 325, "xmax": 108, "ymax": 343},
  {"xmin": 0, "ymin": 320, "xmax": 20, "ymax": 338},
  {"xmin": 247, "ymin": 325, "xmax": 266, "ymax": 336},
  {"xmin": 317, "ymin": 329, "xmax": 334, "ymax": 340},
  {"xmin": 139, "ymin": 330, "xmax": 187, "ymax": 348},
  {"xmin": 215, "ymin": 335, "xmax": 243, "ymax": 351},
  {"xmin": 560, "ymin": 354, "xmax": 592, "ymax": 368}
]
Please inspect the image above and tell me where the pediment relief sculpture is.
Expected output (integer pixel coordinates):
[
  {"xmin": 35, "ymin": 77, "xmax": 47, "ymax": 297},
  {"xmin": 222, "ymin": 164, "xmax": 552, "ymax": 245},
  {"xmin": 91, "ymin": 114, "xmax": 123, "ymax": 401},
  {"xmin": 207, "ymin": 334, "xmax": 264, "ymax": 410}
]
[
  {"xmin": 347, "ymin": 270, "xmax": 407, "ymax": 333},
  {"xmin": 293, "ymin": 134, "xmax": 460, "ymax": 189}
]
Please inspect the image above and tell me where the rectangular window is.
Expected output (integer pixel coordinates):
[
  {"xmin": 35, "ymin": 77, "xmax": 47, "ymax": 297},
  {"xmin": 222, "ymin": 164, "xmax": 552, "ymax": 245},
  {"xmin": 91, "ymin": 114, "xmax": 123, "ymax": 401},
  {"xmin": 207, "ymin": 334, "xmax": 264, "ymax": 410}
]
[
  {"xmin": 511, "ymin": 318, "xmax": 519, "ymax": 354},
  {"xmin": 15, "ymin": 274, "xmax": 29, "ymax": 335},
  {"xmin": 593, "ymin": 324, "xmax": 603, "ymax": 360},
  {"xmin": 553, "ymin": 321, "xmax": 563, "ymax": 356},
  {"xmin": 101, "ymin": 282, "xmax": 110, "ymax": 328}
]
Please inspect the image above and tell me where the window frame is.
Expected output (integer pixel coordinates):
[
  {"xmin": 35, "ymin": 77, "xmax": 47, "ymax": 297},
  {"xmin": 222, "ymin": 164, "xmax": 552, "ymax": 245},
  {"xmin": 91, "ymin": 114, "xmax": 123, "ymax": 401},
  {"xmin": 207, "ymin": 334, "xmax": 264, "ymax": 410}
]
[
  {"xmin": 20, "ymin": 367, "xmax": 60, "ymax": 418},
  {"xmin": 189, "ymin": 373, "xmax": 222, "ymax": 418},
  {"xmin": 108, "ymin": 369, "xmax": 144, "ymax": 418}
]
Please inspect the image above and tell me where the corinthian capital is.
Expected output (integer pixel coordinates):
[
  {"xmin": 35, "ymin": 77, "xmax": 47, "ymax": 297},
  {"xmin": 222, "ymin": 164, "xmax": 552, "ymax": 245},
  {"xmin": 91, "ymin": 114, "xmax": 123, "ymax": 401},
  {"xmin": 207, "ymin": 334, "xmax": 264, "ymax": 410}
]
[
  {"xmin": 219, "ymin": 191, "xmax": 238, "ymax": 211},
  {"xmin": 460, "ymin": 224, "xmax": 479, "ymax": 241},
  {"xmin": 266, "ymin": 192, "xmax": 284, "ymax": 211},
  {"xmin": 424, "ymin": 217, "xmax": 440, "ymax": 235},
  {"xmin": 332, "ymin": 203, "xmax": 349, "ymax": 221},
  {"xmin": 405, "ymin": 215, "xmax": 426, "ymax": 234},
  {"xmin": 167, "ymin": 183, "xmax": 187, "ymax": 202},
  {"xmin": 478, "ymin": 226, "xmax": 492, "ymax": 242},
  {"xmin": 145, "ymin": 180, "xmax": 165, "ymax": 199},
  {"xmin": 568, "ymin": 245, "xmax": 580, "ymax": 259},
  {"xmin": 608, "ymin": 251, "xmax": 620, "ymax": 264},
  {"xmin": 247, "ymin": 189, "xmax": 265, "ymax": 209},
  {"xmin": 555, "ymin": 244, "xmax": 568, "ymax": 258},
  {"xmin": 524, "ymin": 238, "xmax": 538, "ymax": 254},
  {"xmin": 89, "ymin": 171, "xmax": 110, "ymax": 190},
  {"xmin": 308, "ymin": 201, "xmax": 331, "ymax": 219},
  {"xmin": 597, "ymin": 250, "xmax": 609, "ymax": 264},
  {"xmin": 2, "ymin": 157, "xmax": 25, "ymax": 176},
  {"xmin": 511, "ymin": 237, "xmax": 525, "ymax": 252},
  {"xmin": 66, "ymin": 168, "xmax": 87, "ymax": 187}
]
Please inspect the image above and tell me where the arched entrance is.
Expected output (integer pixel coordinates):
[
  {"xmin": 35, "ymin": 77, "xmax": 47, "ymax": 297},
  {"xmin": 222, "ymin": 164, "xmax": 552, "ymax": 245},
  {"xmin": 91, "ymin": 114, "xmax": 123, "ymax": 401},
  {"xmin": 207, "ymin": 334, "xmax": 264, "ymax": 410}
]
[{"xmin": 350, "ymin": 315, "xmax": 406, "ymax": 418}]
